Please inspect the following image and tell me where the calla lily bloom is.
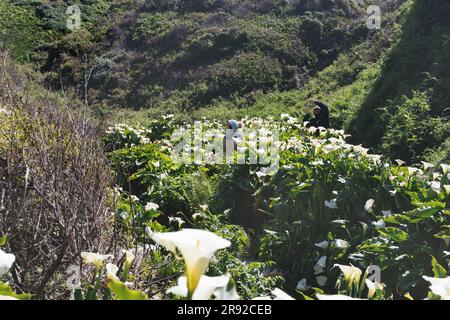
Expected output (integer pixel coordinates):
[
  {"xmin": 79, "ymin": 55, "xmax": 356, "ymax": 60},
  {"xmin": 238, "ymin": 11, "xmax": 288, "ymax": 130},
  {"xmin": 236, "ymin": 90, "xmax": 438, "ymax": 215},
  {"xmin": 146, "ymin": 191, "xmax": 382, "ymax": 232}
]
[
  {"xmin": 296, "ymin": 279, "xmax": 310, "ymax": 291},
  {"xmin": 314, "ymin": 256, "xmax": 327, "ymax": 274},
  {"xmin": 423, "ymin": 276, "xmax": 450, "ymax": 300},
  {"xmin": 145, "ymin": 202, "xmax": 159, "ymax": 211},
  {"xmin": 444, "ymin": 185, "xmax": 450, "ymax": 195},
  {"xmin": 81, "ymin": 252, "xmax": 114, "ymax": 270},
  {"xmin": 0, "ymin": 295, "xmax": 18, "ymax": 300},
  {"xmin": 106, "ymin": 263, "xmax": 120, "ymax": 280},
  {"xmin": 315, "ymin": 240, "xmax": 329, "ymax": 249},
  {"xmin": 167, "ymin": 275, "xmax": 231, "ymax": 300},
  {"xmin": 271, "ymin": 288, "xmax": 295, "ymax": 300},
  {"xmin": 0, "ymin": 249, "xmax": 15, "ymax": 276},
  {"xmin": 324, "ymin": 199, "xmax": 338, "ymax": 209},
  {"xmin": 421, "ymin": 161, "xmax": 435, "ymax": 171},
  {"xmin": 334, "ymin": 239, "xmax": 349, "ymax": 249},
  {"xmin": 334, "ymin": 264, "xmax": 362, "ymax": 289},
  {"xmin": 364, "ymin": 199, "xmax": 375, "ymax": 213},
  {"xmin": 365, "ymin": 279, "xmax": 385, "ymax": 298},
  {"xmin": 123, "ymin": 249, "xmax": 135, "ymax": 267},
  {"xmin": 440, "ymin": 164, "xmax": 450, "ymax": 175},
  {"xmin": 151, "ymin": 229, "xmax": 231, "ymax": 296}
]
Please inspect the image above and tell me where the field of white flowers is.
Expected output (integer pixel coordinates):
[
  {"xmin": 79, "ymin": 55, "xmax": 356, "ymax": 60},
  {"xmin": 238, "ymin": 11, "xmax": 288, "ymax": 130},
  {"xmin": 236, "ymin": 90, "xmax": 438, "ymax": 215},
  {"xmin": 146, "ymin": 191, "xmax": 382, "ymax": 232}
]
[{"xmin": 1, "ymin": 115, "xmax": 450, "ymax": 300}]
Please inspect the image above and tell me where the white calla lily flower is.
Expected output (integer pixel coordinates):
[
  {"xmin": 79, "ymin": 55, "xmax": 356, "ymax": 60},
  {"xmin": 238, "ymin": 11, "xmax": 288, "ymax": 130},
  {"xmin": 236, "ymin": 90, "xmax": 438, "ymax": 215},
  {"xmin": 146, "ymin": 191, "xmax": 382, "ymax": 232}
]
[
  {"xmin": 364, "ymin": 199, "xmax": 375, "ymax": 213},
  {"xmin": 0, "ymin": 295, "xmax": 18, "ymax": 300},
  {"xmin": 151, "ymin": 229, "xmax": 230, "ymax": 295},
  {"xmin": 440, "ymin": 164, "xmax": 450, "ymax": 175},
  {"xmin": 145, "ymin": 202, "xmax": 159, "ymax": 211},
  {"xmin": 334, "ymin": 264, "xmax": 362, "ymax": 287},
  {"xmin": 444, "ymin": 185, "xmax": 450, "ymax": 195},
  {"xmin": 365, "ymin": 279, "xmax": 385, "ymax": 298},
  {"xmin": 421, "ymin": 161, "xmax": 435, "ymax": 171},
  {"xmin": 314, "ymin": 256, "xmax": 327, "ymax": 275},
  {"xmin": 315, "ymin": 240, "xmax": 329, "ymax": 249},
  {"xmin": 423, "ymin": 276, "xmax": 450, "ymax": 300},
  {"xmin": 334, "ymin": 239, "xmax": 349, "ymax": 249},
  {"xmin": 81, "ymin": 252, "xmax": 113, "ymax": 270},
  {"xmin": 106, "ymin": 263, "xmax": 119, "ymax": 280},
  {"xmin": 123, "ymin": 249, "xmax": 135, "ymax": 267},
  {"xmin": 324, "ymin": 199, "xmax": 338, "ymax": 209},
  {"xmin": 430, "ymin": 181, "xmax": 441, "ymax": 194},
  {"xmin": 296, "ymin": 278, "xmax": 310, "ymax": 291},
  {"xmin": 0, "ymin": 249, "xmax": 15, "ymax": 276},
  {"xmin": 372, "ymin": 220, "xmax": 386, "ymax": 229},
  {"xmin": 271, "ymin": 288, "xmax": 295, "ymax": 300},
  {"xmin": 167, "ymin": 275, "xmax": 230, "ymax": 300}
]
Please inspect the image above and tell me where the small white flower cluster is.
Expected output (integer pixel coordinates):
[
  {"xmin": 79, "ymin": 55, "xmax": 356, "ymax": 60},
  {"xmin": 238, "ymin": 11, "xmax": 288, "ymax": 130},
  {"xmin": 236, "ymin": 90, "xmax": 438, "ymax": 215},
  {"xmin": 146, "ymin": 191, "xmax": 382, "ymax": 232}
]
[{"xmin": 106, "ymin": 123, "xmax": 153, "ymax": 146}]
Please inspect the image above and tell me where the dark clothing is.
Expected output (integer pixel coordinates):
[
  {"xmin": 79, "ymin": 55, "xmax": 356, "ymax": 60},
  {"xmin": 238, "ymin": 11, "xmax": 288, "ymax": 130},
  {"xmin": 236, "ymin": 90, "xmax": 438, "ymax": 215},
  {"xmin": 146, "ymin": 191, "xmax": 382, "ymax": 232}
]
[{"xmin": 307, "ymin": 101, "xmax": 330, "ymax": 128}]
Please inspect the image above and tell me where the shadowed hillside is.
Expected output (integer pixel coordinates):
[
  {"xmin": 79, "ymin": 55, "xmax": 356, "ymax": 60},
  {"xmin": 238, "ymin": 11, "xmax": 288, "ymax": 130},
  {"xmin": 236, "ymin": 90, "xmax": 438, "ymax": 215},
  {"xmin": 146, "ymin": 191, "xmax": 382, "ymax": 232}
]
[{"xmin": 348, "ymin": 0, "xmax": 450, "ymax": 162}]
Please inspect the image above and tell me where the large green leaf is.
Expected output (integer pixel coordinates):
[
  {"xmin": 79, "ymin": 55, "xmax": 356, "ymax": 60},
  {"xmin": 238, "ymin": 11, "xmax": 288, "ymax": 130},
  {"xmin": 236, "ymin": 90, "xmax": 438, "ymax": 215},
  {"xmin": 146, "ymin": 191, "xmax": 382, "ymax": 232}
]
[
  {"xmin": 431, "ymin": 256, "xmax": 447, "ymax": 278},
  {"xmin": 0, "ymin": 282, "xmax": 31, "ymax": 300},
  {"xmin": 107, "ymin": 277, "xmax": 148, "ymax": 300},
  {"xmin": 434, "ymin": 226, "xmax": 450, "ymax": 239},
  {"xmin": 378, "ymin": 227, "xmax": 409, "ymax": 242},
  {"xmin": 0, "ymin": 236, "xmax": 7, "ymax": 247},
  {"xmin": 358, "ymin": 237, "xmax": 390, "ymax": 253}
]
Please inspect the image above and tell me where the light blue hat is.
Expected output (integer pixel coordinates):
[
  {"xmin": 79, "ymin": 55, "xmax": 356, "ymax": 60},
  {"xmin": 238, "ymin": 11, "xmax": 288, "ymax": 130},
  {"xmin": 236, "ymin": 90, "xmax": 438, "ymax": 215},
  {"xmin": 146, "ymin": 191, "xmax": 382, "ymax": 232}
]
[{"xmin": 228, "ymin": 120, "xmax": 239, "ymax": 130}]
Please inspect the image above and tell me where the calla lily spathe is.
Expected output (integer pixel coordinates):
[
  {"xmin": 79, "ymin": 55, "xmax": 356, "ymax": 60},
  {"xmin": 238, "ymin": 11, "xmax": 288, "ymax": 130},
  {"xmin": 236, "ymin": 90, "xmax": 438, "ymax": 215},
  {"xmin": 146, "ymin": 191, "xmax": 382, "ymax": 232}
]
[
  {"xmin": 334, "ymin": 264, "xmax": 362, "ymax": 288},
  {"xmin": 0, "ymin": 249, "xmax": 15, "ymax": 276},
  {"xmin": 151, "ymin": 229, "xmax": 231, "ymax": 295},
  {"xmin": 0, "ymin": 295, "xmax": 18, "ymax": 300},
  {"xmin": 167, "ymin": 275, "xmax": 231, "ymax": 300},
  {"xmin": 81, "ymin": 252, "xmax": 114, "ymax": 270},
  {"xmin": 365, "ymin": 279, "xmax": 385, "ymax": 298},
  {"xmin": 423, "ymin": 276, "xmax": 450, "ymax": 300}
]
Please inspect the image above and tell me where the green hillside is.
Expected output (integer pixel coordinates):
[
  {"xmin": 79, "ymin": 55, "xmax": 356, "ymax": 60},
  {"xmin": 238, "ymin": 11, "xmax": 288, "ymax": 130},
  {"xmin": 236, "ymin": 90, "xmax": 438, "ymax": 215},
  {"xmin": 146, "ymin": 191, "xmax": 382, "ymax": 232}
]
[
  {"xmin": 6, "ymin": 0, "xmax": 448, "ymax": 163},
  {"xmin": 1, "ymin": 0, "xmax": 450, "ymax": 302}
]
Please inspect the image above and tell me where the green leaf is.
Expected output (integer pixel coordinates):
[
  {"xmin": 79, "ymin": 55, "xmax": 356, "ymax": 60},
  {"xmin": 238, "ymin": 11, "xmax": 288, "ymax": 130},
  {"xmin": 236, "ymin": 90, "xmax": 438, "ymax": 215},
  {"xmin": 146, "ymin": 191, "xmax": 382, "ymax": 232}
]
[
  {"xmin": 431, "ymin": 256, "xmax": 447, "ymax": 278},
  {"xmin": 0, "ymin": 236, "xmax": 6, "ymax": 247},
  {"xmin": 434, "ymin": 226, "xmax": 450, "ymax": 239},
  {"xmin": 384, "ymin": 214, "xmax": 411, "ymax": 225},
  {"xmin": 378, "ymin": 227, "xmax": 409, "ymax": 242},
  {"xmin": 107, "ymin": 277, "xmax": 148, "ymax": 300},
  {"xmin": 358, "ymin": 237, "xmax": 390, "ymax": 253},
  {"xmin": 0, "ymin": 282, "xmax": 31, "ymax": 300},
  {"xmin": 298, "ymin": 291, "xmax": 314, "ymax": 300}
]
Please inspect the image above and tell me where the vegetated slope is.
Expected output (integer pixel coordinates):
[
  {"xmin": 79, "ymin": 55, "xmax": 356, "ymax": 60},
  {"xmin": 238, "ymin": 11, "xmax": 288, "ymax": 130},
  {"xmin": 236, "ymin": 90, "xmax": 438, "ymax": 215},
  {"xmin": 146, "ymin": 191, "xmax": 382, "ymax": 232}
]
[
  {"xmin": 4, "ymin": 0, "xmax": 402, "ymax": 111},
  {"xmin": 5, "ymin": 0, "xmax": 448, "ymax": 164},
  {"xmin": 239, "ymin": 0, "xmax": 450, "ymax": 164},
  {"xmin": 347, "ymin": 0, "xmax": 450, "ymax": 163}
]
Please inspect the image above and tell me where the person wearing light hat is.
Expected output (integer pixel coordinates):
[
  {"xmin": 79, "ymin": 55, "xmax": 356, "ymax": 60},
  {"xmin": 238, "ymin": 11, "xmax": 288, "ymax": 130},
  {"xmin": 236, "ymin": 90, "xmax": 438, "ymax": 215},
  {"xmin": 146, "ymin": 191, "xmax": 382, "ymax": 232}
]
[{"xmin": 224, "ymin": 119, "xmax": 243, "ymax": 159}]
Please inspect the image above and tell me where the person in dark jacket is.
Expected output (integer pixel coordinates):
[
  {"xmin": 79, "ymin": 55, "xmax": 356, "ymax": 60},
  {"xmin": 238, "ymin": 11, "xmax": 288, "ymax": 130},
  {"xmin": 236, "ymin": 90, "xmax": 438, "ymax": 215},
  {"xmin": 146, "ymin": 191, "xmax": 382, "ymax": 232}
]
[{"xmin": 305, "ymin": 100, "xmax": 330, "ymax": 129}]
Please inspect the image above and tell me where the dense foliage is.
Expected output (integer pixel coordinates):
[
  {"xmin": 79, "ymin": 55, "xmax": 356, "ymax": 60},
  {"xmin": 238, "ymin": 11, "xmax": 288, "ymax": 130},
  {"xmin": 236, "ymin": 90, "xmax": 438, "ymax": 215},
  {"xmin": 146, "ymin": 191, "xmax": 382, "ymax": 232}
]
[{"xmin": 1, "ymin": 0, "xmax": 450, "ymax": 301}]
